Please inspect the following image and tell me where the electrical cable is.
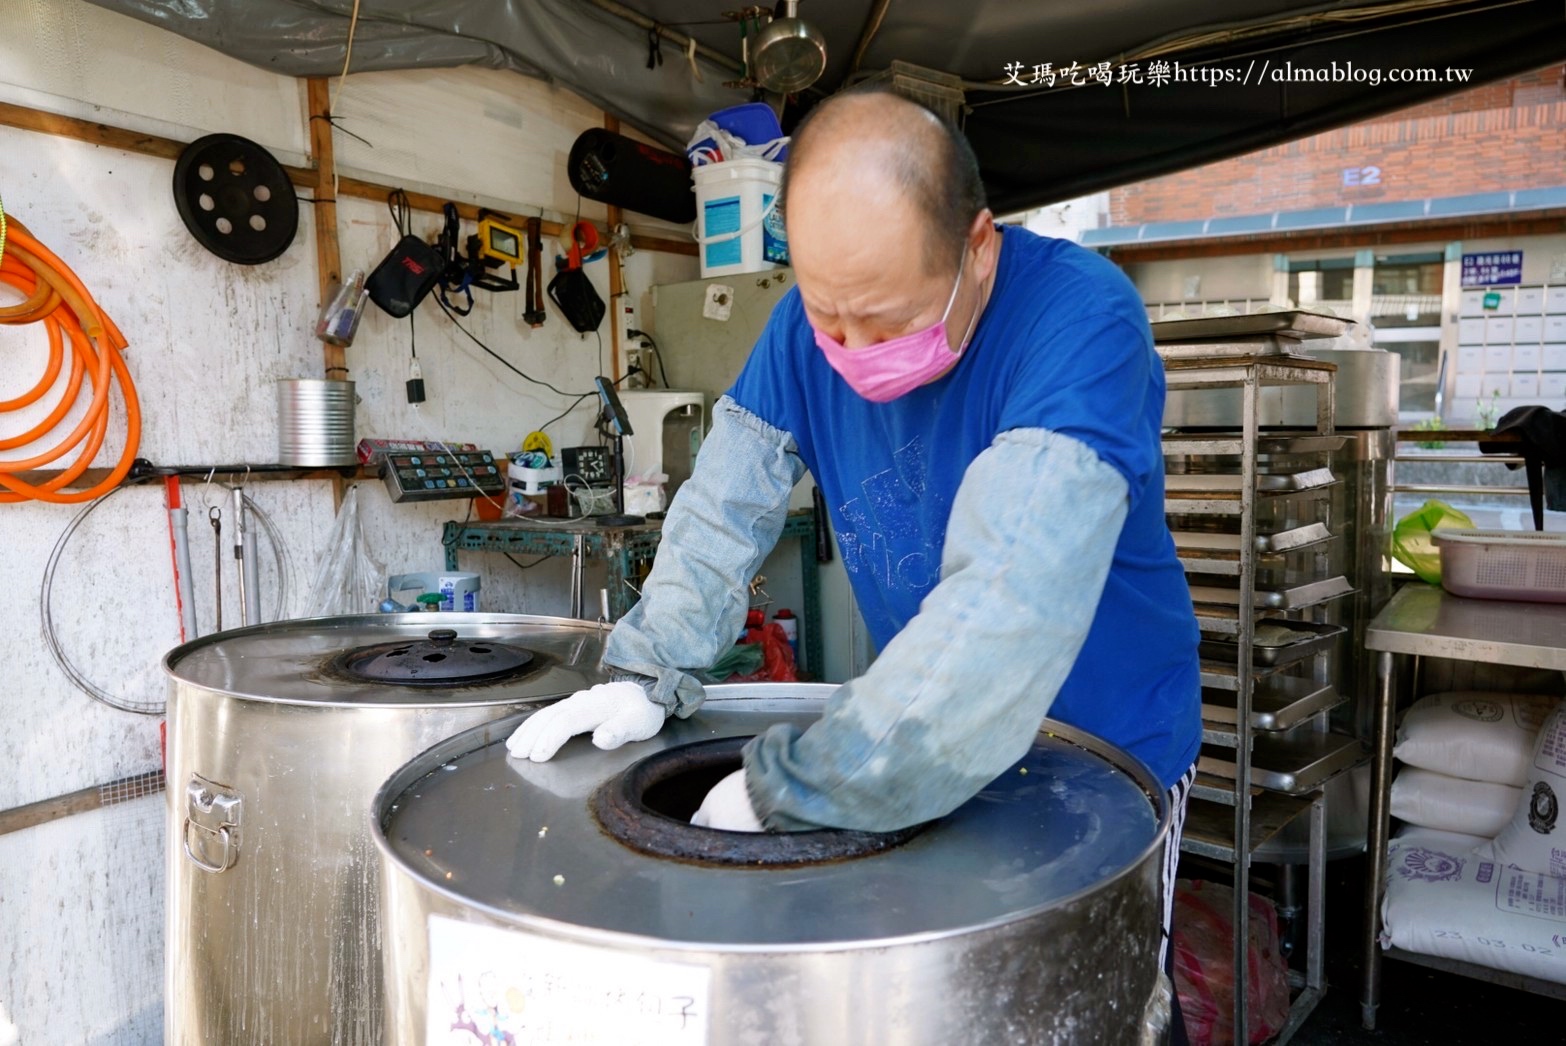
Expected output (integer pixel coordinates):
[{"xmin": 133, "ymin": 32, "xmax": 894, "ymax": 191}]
[
  {"xmin": 242, "ymin": 492, "xmax": 293, "ymax": 621},
  {"xmin": 39, "ymin": 478, "xmax": 297, "ymax": 717},
  {"xmin": 848, "ymin": 0, "xmax": 893, "ymax": 76},
  {"xmin": 329, "ymin": 0, "xmax": 364, "ymax": 116},
  {"xmin": 0, "ymin": 214, "xmax": 141, "ymax": 503},
  {"xmin": 39, "ymin": 483, "xmax": 163, "ymax": 714},
  {"xmin": 435, "ymin": 295, "xmax": 594, "ymax": 398},
  {"xmin": 627, "ymin": 328, "xmax": 671, "ymax": 388},
  {"xmin": 537, "ymin": 371, "xmax": 636, "ymax": 437},
  {"xmin": 387, "ymin": 188, "xmax": 411, "ymax": 236},
  {"xmin": 538, "ymin": 393, "xmax": 594, "ymax": 435},
  {"xmin": 388, "ymin": 188, "xmax": 429, "ymax": 403},
  {"xmin": 504, "ymin": 553, "xmax": 551, "ymax": 572},
  {"xmin": 323, "ymin": 0, "xmax": 366, "ymax": 201}
]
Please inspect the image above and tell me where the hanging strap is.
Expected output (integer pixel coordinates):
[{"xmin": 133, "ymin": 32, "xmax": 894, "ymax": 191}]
[{"xmin": 523, "ymin": 217, "xmax": 547, "ymax": 327}]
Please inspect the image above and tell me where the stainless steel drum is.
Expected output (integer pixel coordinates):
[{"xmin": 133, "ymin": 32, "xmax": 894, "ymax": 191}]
[
  {"xmin": 374, "ymin": 683, "xmax": 1170, "ymax": 1046},
  {"xmin": 163, "ymin": 613, "xmax": 609, "ymax": 1046}
]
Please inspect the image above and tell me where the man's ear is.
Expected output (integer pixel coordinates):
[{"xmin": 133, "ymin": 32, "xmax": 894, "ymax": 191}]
[{"xmin": 968, "ymin": 209, "xmax": 998, "ymax": 277}]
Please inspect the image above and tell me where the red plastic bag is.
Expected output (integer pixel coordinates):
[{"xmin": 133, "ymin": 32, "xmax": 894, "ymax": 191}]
[
  {"xmin": 728, "ymin": 622, "xmax": 798, "ymax": 683},
  {"xmin": 1171, "ymin": 879, "xmax": 1291, "ymax": 1045}
]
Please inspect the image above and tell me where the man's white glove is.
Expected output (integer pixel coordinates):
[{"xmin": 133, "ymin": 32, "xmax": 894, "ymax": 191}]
[
  {"xmin": 505, "ymin": 681, "xmax": 665, "ymax": 762},
  {"xmin": 690, "ymin": 768, "xmax": 765, "ymax": 832}
]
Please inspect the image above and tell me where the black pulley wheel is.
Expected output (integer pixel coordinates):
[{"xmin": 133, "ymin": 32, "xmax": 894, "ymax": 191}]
[{"xmin": 172, "ymin": 133, "xmax": 299, "ymax": 264}]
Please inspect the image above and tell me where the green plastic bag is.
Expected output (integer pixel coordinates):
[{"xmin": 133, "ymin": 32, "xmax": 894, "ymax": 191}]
[
  {"xmin": 1392, "ymin": 500, "xmax": 1475, "ymax": 584},
  {"xmin": 700, "ymin": 642, "xmax": 764, "ymax": 682}
]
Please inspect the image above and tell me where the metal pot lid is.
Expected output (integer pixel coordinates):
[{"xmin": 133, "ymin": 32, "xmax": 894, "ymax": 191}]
[
  {"xmin": 335, "ymin": 628, "xmax": 535, "ymax": 685},
  {"xmin": 375, "ymin": 684, "xmax": 1167, "ymax": 949},
  {"xmin": 163, "ymin": 613, "xmax": 608, "ymax": 708}
]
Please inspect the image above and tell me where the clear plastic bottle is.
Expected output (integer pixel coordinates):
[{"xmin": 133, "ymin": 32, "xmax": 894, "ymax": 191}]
[{"xmin": 772, "ymin": 608, "xmax": 798, "ymax": 657}]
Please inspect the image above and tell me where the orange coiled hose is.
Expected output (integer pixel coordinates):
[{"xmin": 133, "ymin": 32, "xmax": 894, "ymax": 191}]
[{"xmin": 0, "ymin": 215, "xmax": 141, "ymax": 503}]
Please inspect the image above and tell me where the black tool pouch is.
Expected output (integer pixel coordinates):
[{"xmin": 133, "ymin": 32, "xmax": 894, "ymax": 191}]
[
  {"xmin": 366, "ymin": 234, "xmax": 444, "ymax": 317},
  {"xmin": 548, "ymin": 266, "xmax": 605, "ymax": 333}
]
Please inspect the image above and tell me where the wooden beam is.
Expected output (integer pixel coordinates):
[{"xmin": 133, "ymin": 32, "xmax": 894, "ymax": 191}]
[
  {"xmin": 333, "ymin": 174, "xmax": 696, "ymax": 256},
  {"xmin": 0, "ymin": 770, "xmax": 164, "ymax": 838},
  {"xmin": 306, "ymin": 78, "xmax": 345, "ymax": 380},
  {"xmin": 302, "ymin": 78, "xmax": 350, "ymax": 512},
  {"xmin": 631, "ymin": 232, "xmax": 697, "ymax": 257},
  {"xmin": 0, "ymin": 98, "xmax": 697, "ymax": 255},
  {"xmin": 605, "ymin": 114, "xmax": 626, "ymax": 381},
  {"xmin": 330, "ymin": 173, "xmax": 696, "ymax": 256},
  {"xmin": 0, "ymin": 100, "xmax": 317, "ymax": 186}
]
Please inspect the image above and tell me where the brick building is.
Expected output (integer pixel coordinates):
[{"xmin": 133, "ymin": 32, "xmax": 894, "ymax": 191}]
[{"xmin": 1082, "ymin": 63, "xmax": 1566, "ymax": 422}]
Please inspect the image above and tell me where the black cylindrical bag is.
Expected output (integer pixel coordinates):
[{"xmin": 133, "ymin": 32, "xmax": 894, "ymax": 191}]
[{"xmin": 568, "ymin": 129, "xmax": 696, "ymax": 224}]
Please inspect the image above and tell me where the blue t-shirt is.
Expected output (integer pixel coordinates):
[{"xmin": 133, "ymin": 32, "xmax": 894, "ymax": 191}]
[{"xmin": 728, "ymin": 225, "xmax": 1200, "ymax": 787}]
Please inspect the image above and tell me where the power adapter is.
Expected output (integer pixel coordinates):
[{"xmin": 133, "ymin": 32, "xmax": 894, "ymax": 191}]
[{"xmin": 407, "ymin": 359, "xmax": 426, "ymax": 404}]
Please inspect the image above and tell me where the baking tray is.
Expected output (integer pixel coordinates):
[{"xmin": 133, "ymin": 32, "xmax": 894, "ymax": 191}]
[
  {"xmin": 1198, "ymin": 730, "xmax": 1369, "ymax": 795},
  {"xmin": 1165, "ymin": 467, "xmax": 1335, "ymax": 493},
  {"xmin": 1162, "ymin": 434, "xmax": 1347, "ymax": 455},
  {"xmin": 1202, "ymin": 676, "xmax": 1343, "ymax": 732},
  {"xmin": 1255, "ymin": 435, "xmax": 1346, "ymax": 454},
  {"xmin": 1151, "ymin": 310, "xmax": 1352, "ymax": 344},
  {"xmin": 1156, "ymin": 336, "xmax": 1301, "ymax": 359},
  {"xmin": 1180, "ymin": 792, "xmax": 1313, "ymax": 860},
  {"xmin": 1172, "ymin": 523, "xmax": 1334, "ymax": 557},
  {"xmin": 1198, "ymin": 618, "xmax": 1346, "ymax": 667},
  {"xmin": 1189, "ymin": 576, "xmax": 1354, "ymax": 611}
]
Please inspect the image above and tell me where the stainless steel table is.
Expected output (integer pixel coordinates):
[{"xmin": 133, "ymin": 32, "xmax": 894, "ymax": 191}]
[
  {"xmin": 1361, "ymin": 583, "xmax": 1566, "ymax": 1028},
  {"xmin": 442, "ymin": 509, "xmax": 824, "ymax": 676}
]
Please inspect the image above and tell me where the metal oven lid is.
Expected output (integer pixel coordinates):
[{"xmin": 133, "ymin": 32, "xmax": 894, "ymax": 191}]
[
  {"xmin": 335, "ymin": 628, "xmax": 535, "ymax": 685},
  {"xmin": 371, "ymin": 685, "xmax": 1167, "ymax": 949},
  {"xmin": 163, "ymin": 613, "xmax": 608, "ymax": 707}
]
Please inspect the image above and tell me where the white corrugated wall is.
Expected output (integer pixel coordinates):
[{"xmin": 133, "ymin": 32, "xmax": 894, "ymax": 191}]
[{"xmin": 0, "ymin": 3, "xmax": 699, "ymax": 1040}]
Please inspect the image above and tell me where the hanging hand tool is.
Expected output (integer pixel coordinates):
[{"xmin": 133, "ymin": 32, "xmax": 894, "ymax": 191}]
[
  {"xmin": 163, "ymin": 476, "xmax": 198, "ymax": 643},
  {"xmin": 209, "ymin": 506, "xmax": 223, "ymax": 632},
  {"xmin": 523, "ymin": 217, "xmax": 547, "ymax": 328}
]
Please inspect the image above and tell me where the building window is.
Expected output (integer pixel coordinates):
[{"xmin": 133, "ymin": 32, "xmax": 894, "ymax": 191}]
[
  {"xmin": 1370, "ymin": 254, "xmax": 1444, "ymax": 419},
  {"xmin": 1287, "ymin": 263, "xmax": 1354, "ymax": 308}
]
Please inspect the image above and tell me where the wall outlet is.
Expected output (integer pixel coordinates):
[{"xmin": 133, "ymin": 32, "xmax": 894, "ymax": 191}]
[
  {"xmin": 703, "ymin": 283, "xmax": 734, "ymax": 322},
  {"xmin": 614, "ymin": 293, "xmax": 640, "ymax": 347}
]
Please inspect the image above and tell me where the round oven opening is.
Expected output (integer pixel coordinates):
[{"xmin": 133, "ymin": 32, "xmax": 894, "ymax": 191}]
[
  {"xmin": 331, "ymin": 628, "xmax": 539, "ymax": 687},
  {"xmin": 592, "ymin": 736, "xmax": 928, "ymax": 868}
]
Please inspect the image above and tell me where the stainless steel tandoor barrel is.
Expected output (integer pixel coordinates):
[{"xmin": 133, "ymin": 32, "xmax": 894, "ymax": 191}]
[
  {"xmin": 374, "ymin": 683, "xmax": 1171, "ymax": 1046},
  {"xmin": 163, "ymin": 613, "xmax": 609, "ymax": 1046}
]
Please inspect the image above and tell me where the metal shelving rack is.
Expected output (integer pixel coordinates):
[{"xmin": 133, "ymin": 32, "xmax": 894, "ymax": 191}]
[{"xmin": 1161, "ymin": 353, "xmax": 1362, "ymax": 1044}]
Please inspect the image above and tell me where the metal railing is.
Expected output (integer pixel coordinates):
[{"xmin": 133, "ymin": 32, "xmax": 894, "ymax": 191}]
[{"xmin": 1393, "ymin": 430, "xmax": 1530, "ymax": 500}]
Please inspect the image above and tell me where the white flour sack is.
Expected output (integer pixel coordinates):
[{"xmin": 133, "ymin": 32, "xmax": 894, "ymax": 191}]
[
  {"xmin": 1382, "ymin": 828, "xmax": 1566, "ymax": 984},
  {"xmin": 1394, "ymin": 691, "xmax": 1560, "ymax": 786},
  {"xmin": 1480, "ymin": 707, "xmax": 1566, "ymax": 877},
  {"xmin": 1390, "ymin": 767, "xmax": 1521, "ymax": 838}
]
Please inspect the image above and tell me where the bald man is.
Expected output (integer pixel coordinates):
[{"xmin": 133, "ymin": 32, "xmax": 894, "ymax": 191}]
[{"xmin": 510, "ymin": 87, "xmax": 1199, "ymax": 867}]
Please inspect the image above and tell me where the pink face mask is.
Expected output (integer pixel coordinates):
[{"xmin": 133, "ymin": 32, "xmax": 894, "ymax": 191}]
[{"xmin": 812, "ymin": 252, "xmax": 981, "ymax": 403}]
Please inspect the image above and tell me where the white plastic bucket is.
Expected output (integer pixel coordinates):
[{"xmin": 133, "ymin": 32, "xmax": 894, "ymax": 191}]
[
  {"xmin": 692, "ymin": 158, "xmax": 788, "ymax": 278},
  {"xmin": 386, "ymin": 572, "xmax": 482, "ymax": 612}
]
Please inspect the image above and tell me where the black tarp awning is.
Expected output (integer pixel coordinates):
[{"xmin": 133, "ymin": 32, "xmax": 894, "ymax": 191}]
[{"xmin": 89, "ymin": 0, "xmax": 1566, "ymax": 214}]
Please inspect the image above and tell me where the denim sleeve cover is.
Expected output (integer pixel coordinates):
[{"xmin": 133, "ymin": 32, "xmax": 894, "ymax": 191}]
[
  {"xmin": 601, "ymin": 395, "xmax": 805, "ymax": 717},
  {"xmin": 743, "ymin": 427, "xmax": 1130, "ymax": 832}
]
